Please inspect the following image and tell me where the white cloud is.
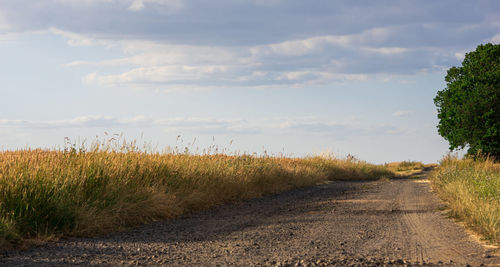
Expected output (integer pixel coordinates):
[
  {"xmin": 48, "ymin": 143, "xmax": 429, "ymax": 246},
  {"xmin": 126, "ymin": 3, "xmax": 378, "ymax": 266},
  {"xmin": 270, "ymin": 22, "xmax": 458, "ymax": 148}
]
[
  {"xmin": 250, "ymin": 28, "xmax": 396, "ymax": 57},
  {"xmin": 115, "ymin": 43, "xmax": 238, "ymax": 66},
  {"xmin": 277, "ymin": 119, "xmax": 405, "ymax": 137},
  {"xmin": 49, "ymin": 28, "xmax": 110, "ymax": 47},
  {"xmin": 252, "ymin": 0, "xmax": 282, "ymax": 6},
  {"xmin": 0, "ymin": 115, "xmax": 406, "ymax": 138},
  {"xmin": 259, "ymin": 35, "xmax": 352, "ymax": 56},
  {"xmin": 0, "ymin": 32, "xmax": 17, "ymax": 42},
  {"xmin": 363, "ymin": 47, "xmax": 408, "ymax": 55},
  {"xmin": 54, "ymin": 0, "xmax": 184, "ymax": 11},
  {"xmin": 392, "ymin": 110, "xmax": 412, "ymax": 117},
  {"xmin": 159, "ymin": 117, "xmax": 260, "ymax": 134},
  {"xmin": 127, "ymin": 0, "xmax": 145, "ymax": 10},
  {"xmin": 127, "ymin": 0, "xmax": 184, "ymax": 11},
  {"xmin": 54, "ymin": 0, "xmax": 114, "ymax": 5},
  {"xmin": 63, "ymin": 60, "xmax": 92, "ymax": 67},
  {"xmin": 0, "ymin": 116, "xmax": 254, "ymax": 134},
  {"xmin": 2, "ymin": 0, "xmax": 498, "ymax": 50},
  {"xmin": 454, "ymin": 52, "xmax": 465, "ymax": 61},
  {"xmin": 0, "ymin": 9, "xmax": 11, "ymax": 31},
  {"xmin": 0, "ymin": 116, "xmax": 130, "ymax": 128},
  {"xmin": 61, "ymin": 27, "xmax": 408, "ymax": 91},
  {"xmin": 490, "ymin": 33, "xmax": 500, "ymax": 43},
  {"xmin": 63, "ymin": 40, "xmax": 243, "ymax": 69},
  {"xmin": 83, "ymin": 64, "xmax": 230, "ymax": 87},
  {"xmin": 49, "ymin": 18, "xmax": 490, "ymax": 91}
]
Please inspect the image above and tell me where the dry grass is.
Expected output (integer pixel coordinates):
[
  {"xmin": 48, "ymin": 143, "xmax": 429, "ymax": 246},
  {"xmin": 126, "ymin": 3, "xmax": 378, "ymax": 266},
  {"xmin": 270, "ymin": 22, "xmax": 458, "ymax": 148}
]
[
  {"xmin": 430, "ymin": 156, "xmax": 500, "ymax": 245},
  {"xmin": 385, "ymin": 161, "xmax": 426, "ymax": 176},
  {"xmin": 0, "ymin": 141, "xmax": 394, "ymax": 248}
]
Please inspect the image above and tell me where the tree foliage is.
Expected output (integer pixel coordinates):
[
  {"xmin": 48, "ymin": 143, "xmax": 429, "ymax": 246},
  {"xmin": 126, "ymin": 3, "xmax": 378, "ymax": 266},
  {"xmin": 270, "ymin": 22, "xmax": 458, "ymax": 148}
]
[{"xmin": 434, "ymin": 43, "xmax": 500, "ymax": 159}]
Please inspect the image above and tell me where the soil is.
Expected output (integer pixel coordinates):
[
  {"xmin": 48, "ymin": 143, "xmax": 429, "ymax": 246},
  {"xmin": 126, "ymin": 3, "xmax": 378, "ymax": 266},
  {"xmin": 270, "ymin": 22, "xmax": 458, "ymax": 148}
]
[{"xmin": 1, "ymin": 171, "xmax": 498, "ymax": 266}]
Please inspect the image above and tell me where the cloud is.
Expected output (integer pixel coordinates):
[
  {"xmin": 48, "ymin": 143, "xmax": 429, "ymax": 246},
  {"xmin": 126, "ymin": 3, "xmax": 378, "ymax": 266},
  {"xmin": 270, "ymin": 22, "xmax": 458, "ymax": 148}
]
[
  {"xmin": 254, "ymin": 35, "xmax": 352, "ymax": 56},
  {"xmin": 0, "ymin": 116, "xmax": 148, "ymax": 129},
  {"xmin": 278, "ymin": 120, "xmax": 406, "ymax": 138},
  {"xmin": 83, "ymin": 65, "xmax": 230, "ymax": 87},
  {"xmin": 0, "ymin": 9, "xmax": 11, "ymax": 31},
  {"xmin": 127, "ymin": 0, "xmax": 184, "ymax": 12},
  {"xmin": 128, "ymin": 0, "xmax": 145, "ymax": 11},
  {"xmin": 0, "ymin": 115, "xmax": 407, "ymax": 138},
  {"xmin": 2, "ymin": 1, "xmax": 498, "ymax": 46},
  {"xmin": 454, "ymin": 52, "xmax": 465, "ymax": 61},
  {"xmin": 392, "ymin": 110, "xmax": 413, "ymax": 117},
  {"xmin": 2, "ymin": 0, "xmax": 499, "ymax": 90},
  {"xmin": 53, "ymin": 0, "xmax": 184, "ymax": 11},
  {"xmin": 49, "ymin": 28, "xmax": 110, "ymax": 47},
  {"xmin": 249, "ymin": 28, "xmax": 396, "ymax": 57},
  {"xmin": 363, "ymin": 47, "xmax": 408, "ymax": 55},
  {"xmin": 0, "ymin": 32, "xmax": 17, "ymax": 42},
  {"xmin": 489, "ymin": 33, "xmax": 500, "ymax": 43},
  {"xmin": 72, "ymin": 29, "xmax": 449, "ymax": 90},
  {"xmin": 54, "ymin": 0, "xmax": 114, "ymax": 5},
  {"xmin": 64, "ymin": 28, "xmax": 445, "ymax": 91},
  {"xmin": 159, "ymin": 117, "xmax": 261, "ymax": 134},
  {"xmin": 0, "ymin": 116, "xmax": 259, "ymax": 135}
]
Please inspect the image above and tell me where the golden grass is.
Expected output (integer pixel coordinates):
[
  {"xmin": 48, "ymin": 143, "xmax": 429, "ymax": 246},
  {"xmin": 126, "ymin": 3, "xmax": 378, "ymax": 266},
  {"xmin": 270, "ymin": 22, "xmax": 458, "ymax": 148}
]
[
  {"xmin": 0, "ymin": 143, "xmax": 394, "ymax": 248},
  {"xmin": 385, "ymin": 161, "xmax": 427, "ymax": 176},
  {"xmin": 385, "ymin": 160, "xmax": 424, "ymax": 171},
  {"xmin": 430, "ymin": 156, "xmax": 500, "ymax": 245}
]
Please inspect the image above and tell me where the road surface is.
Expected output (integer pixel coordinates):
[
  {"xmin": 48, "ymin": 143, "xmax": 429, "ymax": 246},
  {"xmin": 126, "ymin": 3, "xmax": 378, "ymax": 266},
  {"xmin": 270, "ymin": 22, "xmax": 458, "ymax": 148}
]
[{"xmin": 1, "ymin": 172, "xmax": 498, "ymax": 266}]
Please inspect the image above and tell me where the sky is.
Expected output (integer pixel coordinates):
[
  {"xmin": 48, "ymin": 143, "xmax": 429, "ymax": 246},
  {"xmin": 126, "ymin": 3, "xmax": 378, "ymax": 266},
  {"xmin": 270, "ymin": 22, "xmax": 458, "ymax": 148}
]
[{"xmin": 0, "ymin": 0, "xmax": 499, "ymax": 163}]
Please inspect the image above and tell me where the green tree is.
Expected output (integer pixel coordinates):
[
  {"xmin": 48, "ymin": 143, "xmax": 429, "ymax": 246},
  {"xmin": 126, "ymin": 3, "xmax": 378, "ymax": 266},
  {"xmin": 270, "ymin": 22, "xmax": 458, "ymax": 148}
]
[{"xmin": 434, "ymin": 43, "xmax": 500, "ymax": 160}]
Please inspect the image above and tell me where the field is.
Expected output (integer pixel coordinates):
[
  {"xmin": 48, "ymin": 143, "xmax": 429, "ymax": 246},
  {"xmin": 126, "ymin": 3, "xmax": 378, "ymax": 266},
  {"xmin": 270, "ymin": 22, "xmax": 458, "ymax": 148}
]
[
  {"xmin": 384, "ymin": 161, "xmax": 438, "ymax": 177},
  {"xmin": 0, "ymin": 142, "xmax": 394, "ymax": 248},
  {"xmin": 430, "ymin": 156, "xmax": 500, "ymax": 245},
  {"xmin": 385, "ymin": 161, "xmax": 424, "ymax": 172}
]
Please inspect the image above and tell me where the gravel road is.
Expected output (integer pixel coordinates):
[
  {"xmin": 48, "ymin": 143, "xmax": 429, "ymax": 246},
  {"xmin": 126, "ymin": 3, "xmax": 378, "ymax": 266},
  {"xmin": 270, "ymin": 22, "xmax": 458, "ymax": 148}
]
[{"xmin": 1, "ymin": 173, "xmax": 498, "ymax": 266}]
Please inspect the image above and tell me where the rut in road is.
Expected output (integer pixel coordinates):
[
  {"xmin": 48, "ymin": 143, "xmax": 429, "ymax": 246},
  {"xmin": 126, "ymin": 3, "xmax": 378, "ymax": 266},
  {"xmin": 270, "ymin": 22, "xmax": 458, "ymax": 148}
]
[{"xmin": 1, "ymin": 174, "xmax": 498, "ymax": 266}]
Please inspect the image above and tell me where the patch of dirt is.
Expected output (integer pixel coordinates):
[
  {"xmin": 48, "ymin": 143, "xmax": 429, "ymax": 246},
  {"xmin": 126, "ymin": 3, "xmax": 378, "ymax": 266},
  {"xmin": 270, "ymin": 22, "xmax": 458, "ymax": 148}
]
[{"xmin": 1, "ymin": 174, "xmax": 498, "ymax": 266}]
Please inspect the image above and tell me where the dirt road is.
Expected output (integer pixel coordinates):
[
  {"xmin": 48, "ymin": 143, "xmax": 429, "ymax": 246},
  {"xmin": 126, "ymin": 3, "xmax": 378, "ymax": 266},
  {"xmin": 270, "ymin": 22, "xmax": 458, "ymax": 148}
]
[{"xmin": 1, "ymin": 173, "xmax": 498, "ymax": 266}]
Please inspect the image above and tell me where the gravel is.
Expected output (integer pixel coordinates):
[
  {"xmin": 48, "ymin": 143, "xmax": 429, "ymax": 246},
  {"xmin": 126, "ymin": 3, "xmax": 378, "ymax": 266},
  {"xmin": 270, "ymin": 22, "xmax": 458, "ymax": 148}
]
[{"xmin": 1, "ymin": 175, "xmax": 498, "ymax": 266}]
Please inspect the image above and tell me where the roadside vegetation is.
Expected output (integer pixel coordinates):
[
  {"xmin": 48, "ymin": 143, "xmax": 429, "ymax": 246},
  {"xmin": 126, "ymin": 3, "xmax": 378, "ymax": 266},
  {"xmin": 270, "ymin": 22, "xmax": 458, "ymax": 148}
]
[
  {"xmin": 384, "ymin": 161, "xmax": 430, "ymax": 177},
  {"xmin": 385, "ymin": 160, "xmax": 424, "ymax": 172},
  {"xmin": 430, "ymin": 156, "xmax": 500, "ymax": 245},
  {"xmin": 431, "ymin": 43, "xmax": 499, "ymax": 246},
  {"xmin": 0, "ymin": 139, "xmax": 394, "ymax": 248}
]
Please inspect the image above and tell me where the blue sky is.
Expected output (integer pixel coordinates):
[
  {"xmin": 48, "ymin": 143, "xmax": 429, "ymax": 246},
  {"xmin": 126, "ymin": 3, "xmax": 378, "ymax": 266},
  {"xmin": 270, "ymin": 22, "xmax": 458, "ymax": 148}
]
[{"xmin": 0, "ymin": 0, "xmax": 499, "ymax": 163}]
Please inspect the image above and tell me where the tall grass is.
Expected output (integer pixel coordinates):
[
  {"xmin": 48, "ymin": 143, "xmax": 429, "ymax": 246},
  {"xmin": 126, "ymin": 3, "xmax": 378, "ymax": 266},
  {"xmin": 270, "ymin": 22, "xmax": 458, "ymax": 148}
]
[
  {"xmin": 385, "ymin": 161, "xmax": 425, "ymax": 172},
  {"xmin": 430, "ymin": 156, "xmax": 500, "ymax": 244},
  {"xmin": 0, "ymin": 141, "xmax": 394, "ymax": 248}
]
